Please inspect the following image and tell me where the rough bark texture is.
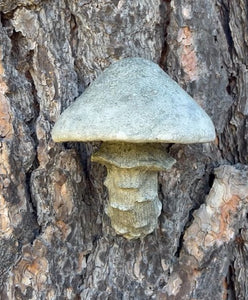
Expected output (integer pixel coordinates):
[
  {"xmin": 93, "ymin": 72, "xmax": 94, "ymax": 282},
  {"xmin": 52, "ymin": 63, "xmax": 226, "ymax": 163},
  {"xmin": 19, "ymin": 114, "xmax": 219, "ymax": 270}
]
[{"xmin": 0, "ymin": 0, "xmax": 247, "ymax": 299}]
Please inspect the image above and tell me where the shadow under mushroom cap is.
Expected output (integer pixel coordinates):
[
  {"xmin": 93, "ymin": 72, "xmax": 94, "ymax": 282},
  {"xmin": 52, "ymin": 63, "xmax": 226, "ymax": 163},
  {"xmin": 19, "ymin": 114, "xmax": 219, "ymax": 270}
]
[{"xmin": 52, "ymin": 58, "xmax": 216, "ymax": 144}]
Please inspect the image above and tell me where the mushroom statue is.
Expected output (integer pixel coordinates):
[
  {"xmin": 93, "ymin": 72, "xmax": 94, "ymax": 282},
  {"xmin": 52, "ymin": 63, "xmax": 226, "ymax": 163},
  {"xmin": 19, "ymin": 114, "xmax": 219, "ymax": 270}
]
[{"xmin": 52, "ymin": 58, "xmax": 215, "ymax": 239}]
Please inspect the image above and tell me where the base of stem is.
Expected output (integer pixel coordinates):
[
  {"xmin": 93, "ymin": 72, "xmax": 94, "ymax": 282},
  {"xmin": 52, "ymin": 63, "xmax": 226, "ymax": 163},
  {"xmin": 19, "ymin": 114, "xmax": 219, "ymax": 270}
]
[{"xmin": 105, "ymin": 166, "xmax": 161, "ymax": 239}]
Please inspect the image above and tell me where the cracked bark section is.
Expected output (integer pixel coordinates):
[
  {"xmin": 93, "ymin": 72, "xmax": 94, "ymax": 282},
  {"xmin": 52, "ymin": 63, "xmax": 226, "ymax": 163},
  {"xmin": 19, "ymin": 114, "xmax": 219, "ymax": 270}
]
[
  {"xmin": 162, "ymin": 165, "xmax": 248, "ymax": 300},
  {"xmin": 0, "ymin": 13, "xmax": 40, "ymax": 290},
  {"xmin": 160, "ymin": 0, "xmax": 248, "ymax": 299},
  {"xmin": 0, "ymin": 0, "xmax": 167, "ymax": 298},
  {"xmin": 218, "ymin": 0, "xmax": 248, "ymax": 165},
  {"xmin": 0, "ymin": 1, "xmax": 42, "ymax": 14}
]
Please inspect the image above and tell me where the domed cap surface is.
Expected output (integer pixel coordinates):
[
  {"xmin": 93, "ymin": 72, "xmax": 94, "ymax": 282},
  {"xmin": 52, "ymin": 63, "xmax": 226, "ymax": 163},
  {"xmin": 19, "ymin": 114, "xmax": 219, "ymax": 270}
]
[{"xmin": 52, "ymin": 58, "xmax": 215, "ymax": 144}]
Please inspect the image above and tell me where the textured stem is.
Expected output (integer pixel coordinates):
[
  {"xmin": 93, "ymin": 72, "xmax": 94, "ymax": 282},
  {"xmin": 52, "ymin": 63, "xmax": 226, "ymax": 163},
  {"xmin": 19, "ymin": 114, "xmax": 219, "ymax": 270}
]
[
  {"xmin": 105, "ymin": 166, "xmax": 162, "ymax": 239},
  {"xmin": 91, "ymin": 142, "xmax": 175, "ymax": 239}
]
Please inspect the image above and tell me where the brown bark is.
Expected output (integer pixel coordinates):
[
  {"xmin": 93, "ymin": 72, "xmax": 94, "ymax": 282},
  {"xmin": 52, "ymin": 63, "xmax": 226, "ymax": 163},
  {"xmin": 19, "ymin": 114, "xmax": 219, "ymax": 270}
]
[{"xmin": 0, "ymin": 0, "xmax": 247, "ymax": 299}]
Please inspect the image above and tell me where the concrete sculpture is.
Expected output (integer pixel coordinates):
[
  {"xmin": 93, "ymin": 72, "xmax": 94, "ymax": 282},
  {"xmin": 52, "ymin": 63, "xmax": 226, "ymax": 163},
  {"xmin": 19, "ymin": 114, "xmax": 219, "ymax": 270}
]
[{"xmin": 52, "ymin": 58, "xmax": 215, "ymax": 239}]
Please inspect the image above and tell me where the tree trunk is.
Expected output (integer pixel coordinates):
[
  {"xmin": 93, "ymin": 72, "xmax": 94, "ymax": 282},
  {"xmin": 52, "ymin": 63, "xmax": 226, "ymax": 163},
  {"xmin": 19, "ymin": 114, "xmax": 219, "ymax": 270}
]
[{"xmin": 0, "ymin": 0, "xmax": 247, "ymax": 299}]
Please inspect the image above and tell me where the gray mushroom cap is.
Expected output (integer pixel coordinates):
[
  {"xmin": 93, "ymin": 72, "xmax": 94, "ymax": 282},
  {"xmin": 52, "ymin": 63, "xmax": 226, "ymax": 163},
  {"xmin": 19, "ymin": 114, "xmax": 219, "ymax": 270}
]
[{"xmin": 52, "ymin": 58, "xmax": 216, "ymax": 144}]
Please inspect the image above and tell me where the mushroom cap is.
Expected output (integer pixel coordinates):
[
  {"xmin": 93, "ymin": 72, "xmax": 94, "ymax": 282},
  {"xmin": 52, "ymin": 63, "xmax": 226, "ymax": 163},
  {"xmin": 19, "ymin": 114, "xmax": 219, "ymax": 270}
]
[{"xmin": 52, "ymin": 58, "xmax": 215, "ymax": 144}]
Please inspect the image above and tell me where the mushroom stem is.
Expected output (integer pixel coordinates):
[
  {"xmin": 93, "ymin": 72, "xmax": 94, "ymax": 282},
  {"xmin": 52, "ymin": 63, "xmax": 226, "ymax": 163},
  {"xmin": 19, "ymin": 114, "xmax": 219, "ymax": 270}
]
[
  {"xmin": 92, "ymin": 142, "xmax": 175, "ymax": 239},
  {"xmin": 104, "ymin": 166, "xmax": 162, "ymax": 239}
]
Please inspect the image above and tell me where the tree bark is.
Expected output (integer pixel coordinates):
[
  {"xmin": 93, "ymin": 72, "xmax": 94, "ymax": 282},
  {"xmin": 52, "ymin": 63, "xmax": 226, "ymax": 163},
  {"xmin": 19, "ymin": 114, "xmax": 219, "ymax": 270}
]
[{"xmin": 0, "ymin": 0, "xmax": 247, "ymax": 299}]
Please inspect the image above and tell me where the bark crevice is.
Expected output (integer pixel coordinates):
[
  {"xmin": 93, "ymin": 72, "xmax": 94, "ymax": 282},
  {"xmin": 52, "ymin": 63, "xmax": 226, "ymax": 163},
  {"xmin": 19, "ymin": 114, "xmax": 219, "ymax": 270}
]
[
  {"xmin": 159, "ymin": 0, "xmax": 172, "ymax": 69},
  {"xmin": 218, "ymin": 0, "xmax": 235, "ymax": 60}
]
